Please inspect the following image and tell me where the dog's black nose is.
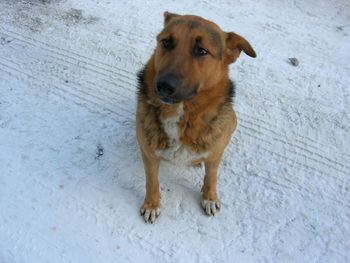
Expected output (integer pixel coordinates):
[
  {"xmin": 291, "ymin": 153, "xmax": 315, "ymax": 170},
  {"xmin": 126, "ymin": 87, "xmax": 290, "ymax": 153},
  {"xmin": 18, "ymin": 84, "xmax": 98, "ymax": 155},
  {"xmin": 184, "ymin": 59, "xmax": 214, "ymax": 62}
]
[{"xmin": 156, "ymin": 75, "xmax": 179, "ymax": 97}]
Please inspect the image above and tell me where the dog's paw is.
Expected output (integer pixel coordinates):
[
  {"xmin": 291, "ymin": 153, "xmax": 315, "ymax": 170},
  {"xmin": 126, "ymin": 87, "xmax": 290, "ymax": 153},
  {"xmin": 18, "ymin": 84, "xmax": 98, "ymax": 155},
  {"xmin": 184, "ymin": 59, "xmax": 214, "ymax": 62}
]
[
  {"xmin": 140, "ymin": 205, "xmax": 161, "ymax": 224},
  {"xmin": 201, "ymin": 199, "xmax": 221, "ymax": 216}
]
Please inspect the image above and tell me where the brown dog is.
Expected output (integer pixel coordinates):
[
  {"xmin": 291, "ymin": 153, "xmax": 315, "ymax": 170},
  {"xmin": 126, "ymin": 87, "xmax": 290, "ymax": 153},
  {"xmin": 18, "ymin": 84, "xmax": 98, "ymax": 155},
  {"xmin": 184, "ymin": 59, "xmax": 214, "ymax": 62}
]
[{"xmin": 136, "ymin": 12, "xmax": 256, "ymax": 223}]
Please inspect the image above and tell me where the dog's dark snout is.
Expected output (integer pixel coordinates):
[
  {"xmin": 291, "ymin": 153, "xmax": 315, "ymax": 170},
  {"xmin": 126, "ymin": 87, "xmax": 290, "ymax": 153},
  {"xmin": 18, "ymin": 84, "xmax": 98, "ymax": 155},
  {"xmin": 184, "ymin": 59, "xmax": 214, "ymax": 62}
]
[{"xmin": 156, "ymin": 75, "xmax": 179, "ymax": 97}]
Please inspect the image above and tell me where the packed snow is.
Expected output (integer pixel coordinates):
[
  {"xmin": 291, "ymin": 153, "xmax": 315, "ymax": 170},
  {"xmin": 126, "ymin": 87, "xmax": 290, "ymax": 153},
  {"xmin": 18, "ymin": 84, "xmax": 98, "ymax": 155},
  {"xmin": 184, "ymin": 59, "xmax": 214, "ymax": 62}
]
[{"xmin": 0, "ymin": 0, "xmax": 349, "ymax": 262}]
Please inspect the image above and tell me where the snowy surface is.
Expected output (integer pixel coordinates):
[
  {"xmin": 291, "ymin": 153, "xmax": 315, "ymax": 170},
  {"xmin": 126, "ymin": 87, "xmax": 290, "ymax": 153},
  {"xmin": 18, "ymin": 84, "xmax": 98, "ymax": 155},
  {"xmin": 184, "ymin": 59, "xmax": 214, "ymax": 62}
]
[{"xmin": 0, "ymin": 0, "xmax": 349, "ymax": 262}]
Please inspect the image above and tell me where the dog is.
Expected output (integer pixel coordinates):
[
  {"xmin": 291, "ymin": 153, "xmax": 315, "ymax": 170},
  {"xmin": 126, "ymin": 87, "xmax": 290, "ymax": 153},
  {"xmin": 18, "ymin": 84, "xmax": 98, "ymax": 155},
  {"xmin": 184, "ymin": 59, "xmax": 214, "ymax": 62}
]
[{"xmin": 136, "ymin": 12, "xmax": 256, "ymax": 223}]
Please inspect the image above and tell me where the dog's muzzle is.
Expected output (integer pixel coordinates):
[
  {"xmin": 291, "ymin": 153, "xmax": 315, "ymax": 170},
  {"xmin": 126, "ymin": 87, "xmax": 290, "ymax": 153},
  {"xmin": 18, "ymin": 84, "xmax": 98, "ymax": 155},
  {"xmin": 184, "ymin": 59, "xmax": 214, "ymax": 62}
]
[{"xmin": 155, "ymin": 75, "xmax": 198, "ymax": 104}]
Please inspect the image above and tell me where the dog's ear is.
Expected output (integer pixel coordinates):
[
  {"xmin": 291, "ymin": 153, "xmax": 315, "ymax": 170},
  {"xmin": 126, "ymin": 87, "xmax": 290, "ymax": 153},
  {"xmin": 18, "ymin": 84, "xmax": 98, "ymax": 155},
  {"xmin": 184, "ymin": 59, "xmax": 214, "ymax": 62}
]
[
  {"xmin": 225, "ymin": 32, "xmax": 256, "ymax": 63},
  {"xmin": 163, "ymin": 11, "xmax": 180, "ymax": 26}
]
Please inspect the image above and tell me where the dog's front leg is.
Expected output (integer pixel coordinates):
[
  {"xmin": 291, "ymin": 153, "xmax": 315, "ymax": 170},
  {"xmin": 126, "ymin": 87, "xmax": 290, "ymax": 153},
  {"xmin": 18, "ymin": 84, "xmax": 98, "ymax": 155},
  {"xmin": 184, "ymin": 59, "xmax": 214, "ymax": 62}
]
[
  {"xmin": 140, "ymin": 150, "xmax": 161, "ymax": 223},
  {"xmin": 201, "ymin": 156, "xmax": 222, "ymax": 216}
]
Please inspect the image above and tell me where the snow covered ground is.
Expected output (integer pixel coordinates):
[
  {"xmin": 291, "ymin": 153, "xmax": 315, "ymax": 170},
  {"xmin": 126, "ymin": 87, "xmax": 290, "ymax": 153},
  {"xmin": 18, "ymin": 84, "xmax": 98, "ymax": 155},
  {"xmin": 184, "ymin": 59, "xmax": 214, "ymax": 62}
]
[{"xmin": 0, "ymin": 0, "xmax": 349, "ymax": 262}]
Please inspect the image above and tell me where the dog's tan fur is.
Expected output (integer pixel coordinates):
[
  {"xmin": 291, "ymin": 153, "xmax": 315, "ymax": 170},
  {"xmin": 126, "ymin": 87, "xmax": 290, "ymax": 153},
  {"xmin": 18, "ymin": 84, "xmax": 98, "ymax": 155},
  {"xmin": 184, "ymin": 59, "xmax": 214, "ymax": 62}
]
[{"xmin": 136, "ymin": 12, "xmax": 256, "ymax": 223}]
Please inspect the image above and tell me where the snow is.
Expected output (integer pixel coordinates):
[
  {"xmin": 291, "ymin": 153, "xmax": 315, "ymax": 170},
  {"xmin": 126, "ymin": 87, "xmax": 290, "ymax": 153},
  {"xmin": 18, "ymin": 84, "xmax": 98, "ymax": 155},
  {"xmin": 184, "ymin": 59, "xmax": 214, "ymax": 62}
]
[{"xmin": 0, "ymin": 0, "xmax": 349, "ymax": 262}]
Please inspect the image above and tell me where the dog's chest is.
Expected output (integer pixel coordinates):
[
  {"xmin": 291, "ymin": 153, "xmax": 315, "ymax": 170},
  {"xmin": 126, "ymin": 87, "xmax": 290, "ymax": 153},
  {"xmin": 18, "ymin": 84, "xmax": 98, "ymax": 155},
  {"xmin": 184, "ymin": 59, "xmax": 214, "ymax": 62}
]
[{"xmin": 155, "ymin": 104, "xmax": 209, "ymax": 165}]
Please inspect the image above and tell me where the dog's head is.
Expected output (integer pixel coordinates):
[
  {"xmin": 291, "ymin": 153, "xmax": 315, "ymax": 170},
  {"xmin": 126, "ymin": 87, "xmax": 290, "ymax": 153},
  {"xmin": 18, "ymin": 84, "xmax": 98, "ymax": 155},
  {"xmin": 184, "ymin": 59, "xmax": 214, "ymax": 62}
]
[{"xmin": 152, "ymin": 12, "xmax": 256, "ymax": 104}]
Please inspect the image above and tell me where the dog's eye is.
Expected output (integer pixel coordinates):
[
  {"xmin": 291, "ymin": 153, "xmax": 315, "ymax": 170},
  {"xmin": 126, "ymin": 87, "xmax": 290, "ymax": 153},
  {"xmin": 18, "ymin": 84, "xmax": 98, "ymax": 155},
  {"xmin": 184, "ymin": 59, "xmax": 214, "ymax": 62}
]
[
  {"xmin": 193, "ymin": 46, "xmax": 209, "ymax": 57},
  {"xmin": 161, "ymin": 37, "xmax": 173, "ymax": 50}
]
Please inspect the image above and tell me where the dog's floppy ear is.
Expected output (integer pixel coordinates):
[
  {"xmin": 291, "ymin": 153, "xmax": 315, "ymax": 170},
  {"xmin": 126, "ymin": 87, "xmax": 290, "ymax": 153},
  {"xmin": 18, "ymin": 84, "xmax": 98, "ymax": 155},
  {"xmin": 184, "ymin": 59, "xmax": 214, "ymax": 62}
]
[
  {"xmin": 163, "ymin": 11, "xmax": 180, "ymax": 26},
  {"xmin": 225, "ymin": 32, "xmax": 256, "ymax": 63}
]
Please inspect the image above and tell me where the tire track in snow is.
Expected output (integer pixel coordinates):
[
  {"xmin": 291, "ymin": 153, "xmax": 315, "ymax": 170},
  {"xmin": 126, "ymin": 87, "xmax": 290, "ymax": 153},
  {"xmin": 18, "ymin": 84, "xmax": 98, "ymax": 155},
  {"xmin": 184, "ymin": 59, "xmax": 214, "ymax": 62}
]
[
  {"xmin": 5, "ymin": 43, "xmax": 137, "ymax": 114},
  {"xmin": 0, "ymin": 38, "xmax": 136, "ymax": 118},
  {"xmin": 0, "ymin": 28, "xmax": 136, "ymax": 88},
  {"xmin": 235, "ymin": 126, "xmax": 349, "ymax": 184},
  {"xmin": 226, "ymin": 159, "xmax": 349, "ymax": 210},
  {"xmin": 1, "ymin": 29, "xmax": 140, "ymax": 107},
  {"xmin": 225, "ymin": 142, "xmax": 349, "ymax": 210},
  {"xmin": 0, "ymin": 60, "xmax": 126, "ymax": 120},
  {"xmin": 238, "ymin": 111, "xmax": 329, "ymax": 154},
  {"xmin": 7, "ymin": 58, "xmax": 135, "ymax": 118},
  {"xmin": 1, "ymin": 28, "xmax": 349, "ymax": 180},
  {"xmin": 231, "ymin": 129, "xmax": 350, "ymax": 207},
  {"xmin": 238, "ymin": 121, "xmax": 350, "ymax": 177},
  {"xmin": 227, "ymin": 129, "xmax": 349, "ymax": 187}
]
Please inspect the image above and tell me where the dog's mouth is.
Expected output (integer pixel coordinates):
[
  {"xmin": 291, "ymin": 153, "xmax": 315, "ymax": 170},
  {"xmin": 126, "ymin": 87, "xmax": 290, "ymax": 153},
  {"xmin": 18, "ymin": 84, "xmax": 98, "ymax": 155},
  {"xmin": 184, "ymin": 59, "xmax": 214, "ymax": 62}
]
[
  {"xmin": 156, "ymin": 86, "xmax": 199, "ymax": 105},
  {"xmin": 159, "ymin": 97, "xmax": 181, "ymax": 105}
]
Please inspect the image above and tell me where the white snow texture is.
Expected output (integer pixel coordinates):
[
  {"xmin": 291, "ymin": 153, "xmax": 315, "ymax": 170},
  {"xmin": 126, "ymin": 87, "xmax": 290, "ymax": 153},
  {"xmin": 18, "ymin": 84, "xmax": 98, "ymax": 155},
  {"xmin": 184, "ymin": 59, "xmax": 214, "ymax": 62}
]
[{"xmin": 0, "ymin": 0, "xmax": 349, "ymax": 262}]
